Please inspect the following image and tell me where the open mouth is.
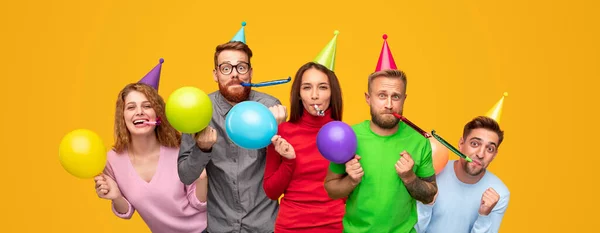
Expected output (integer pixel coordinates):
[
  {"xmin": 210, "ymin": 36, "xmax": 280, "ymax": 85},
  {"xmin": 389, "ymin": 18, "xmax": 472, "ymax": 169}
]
[{"xmin": 133, "ymin": 119, "xmax": 148, "ymax": 125}]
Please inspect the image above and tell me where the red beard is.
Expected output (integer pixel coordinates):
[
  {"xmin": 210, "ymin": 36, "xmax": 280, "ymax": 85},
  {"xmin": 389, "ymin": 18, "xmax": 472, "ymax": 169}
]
[{"xmin": 219, "ymin": 79, "xmax": 251, "ymax": 103}]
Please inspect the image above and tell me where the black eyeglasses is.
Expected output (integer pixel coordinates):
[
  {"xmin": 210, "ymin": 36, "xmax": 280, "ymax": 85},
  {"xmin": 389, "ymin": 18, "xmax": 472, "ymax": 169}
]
[{"xmin": 217, "ymin": 62, "xmax": 250, "ymax": 75}]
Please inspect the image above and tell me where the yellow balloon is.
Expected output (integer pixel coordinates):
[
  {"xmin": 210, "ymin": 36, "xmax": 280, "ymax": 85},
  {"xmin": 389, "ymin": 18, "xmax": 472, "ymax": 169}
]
[{"xmin": 58, "ymin": 129, "xmax": 107, "ymax": 179}]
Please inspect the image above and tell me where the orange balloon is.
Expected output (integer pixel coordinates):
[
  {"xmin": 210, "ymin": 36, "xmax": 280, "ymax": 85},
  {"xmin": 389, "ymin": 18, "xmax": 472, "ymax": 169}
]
[{"xmin": 429, "ymin": 137, "xmax": 449, "ymax": 175}]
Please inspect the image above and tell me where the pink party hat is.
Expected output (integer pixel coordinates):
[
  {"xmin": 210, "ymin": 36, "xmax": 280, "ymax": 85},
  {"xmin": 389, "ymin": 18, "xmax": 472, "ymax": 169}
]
[
  {"xmin": 138, "ymin": 58, "xmax": 164, "ymax": 90},
  {"xmin": 375, "ymin": 34, "xmax": 398, "ymax": 72}
]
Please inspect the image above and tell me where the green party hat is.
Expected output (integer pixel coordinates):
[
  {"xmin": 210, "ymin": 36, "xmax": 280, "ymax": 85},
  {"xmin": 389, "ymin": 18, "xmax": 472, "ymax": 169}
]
[{"xmin": 313, "ymin": 30, "xmax": 339, "ymax": 71}]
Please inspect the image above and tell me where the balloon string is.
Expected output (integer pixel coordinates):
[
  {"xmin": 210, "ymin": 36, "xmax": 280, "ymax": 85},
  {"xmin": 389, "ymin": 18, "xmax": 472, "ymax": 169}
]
[
  {"xmin": 392, "ymin": 113, "xmax": 431, "ymax": 138},
  {"xmin": 431, "ymin": 130, "xmax": 472, "ymax": 162},
  {"xmin": 241, "ymin": 77, "xmax": 292, "ymax": 87}
]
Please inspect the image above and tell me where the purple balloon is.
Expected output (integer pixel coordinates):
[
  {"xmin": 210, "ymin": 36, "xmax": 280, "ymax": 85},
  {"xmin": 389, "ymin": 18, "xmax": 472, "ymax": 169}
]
[{"xmin": 317, "ymin": 121, "xmax": 358, "ymax": 164}]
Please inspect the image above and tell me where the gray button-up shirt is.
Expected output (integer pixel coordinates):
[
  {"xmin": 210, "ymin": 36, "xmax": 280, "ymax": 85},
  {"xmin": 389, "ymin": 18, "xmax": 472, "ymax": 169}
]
[{"xmin": 178, "ymin": 90, "xmax": 280, "ymax": 233}]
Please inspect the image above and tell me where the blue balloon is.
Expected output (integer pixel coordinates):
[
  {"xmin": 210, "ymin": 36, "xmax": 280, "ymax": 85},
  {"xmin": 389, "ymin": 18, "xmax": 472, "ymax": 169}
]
[{"xmin": 225, "ymin": 101, "xmax": 278, "ymax": 150}]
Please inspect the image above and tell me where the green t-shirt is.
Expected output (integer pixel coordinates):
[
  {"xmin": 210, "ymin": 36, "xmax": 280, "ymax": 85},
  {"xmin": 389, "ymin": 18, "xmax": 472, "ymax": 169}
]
[{"xmin": 329, "ymin": 120, "xmax": 435, "ymax": 233}]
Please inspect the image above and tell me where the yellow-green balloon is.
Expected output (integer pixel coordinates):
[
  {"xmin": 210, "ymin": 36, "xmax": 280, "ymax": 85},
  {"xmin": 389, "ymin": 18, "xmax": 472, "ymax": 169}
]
[
  {"xmin": 59, "ymin": 129, "xmax": 107, "ymax": 179},
  {"xmin": 166, "ymin": 86, "xmax": 213, "ymax": 134}
]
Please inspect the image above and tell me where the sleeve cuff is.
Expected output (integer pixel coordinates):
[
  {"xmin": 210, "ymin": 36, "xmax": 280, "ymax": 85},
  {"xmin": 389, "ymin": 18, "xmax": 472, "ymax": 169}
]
[
  {"xmin": 282, "ymin": 157, "xmax": 296, "ymax": 168},
  {"xmin": 475, "ymin": 213, "xmax": 492, "ymax": 228},
  {"xmin": 187, "ymin": 183, "xmax": 208, "ymax": 211},
  {"xmin": 112, "ymin": 198, "xmax": 134, "ymax": 219},
  {"xmin": 187, "ymin": 145, "xmax": 212, "ymax": 176},
  {"xmin": 191, "ymin": 143, "xmax": 212, "ymax": 162},
  {"xmin": 329, "ymin": 162, "xmax": 346, "ymax": 174},
  {"xmin": 416, "ymin": 169, "xmax": 436, "ymax": 178}
]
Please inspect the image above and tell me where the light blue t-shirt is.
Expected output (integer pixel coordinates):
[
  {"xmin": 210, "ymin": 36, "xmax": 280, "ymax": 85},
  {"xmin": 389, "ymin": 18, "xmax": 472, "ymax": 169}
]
[{"xmin": 415, "ymin": 160, "xmax": 510, "ymax": 233}]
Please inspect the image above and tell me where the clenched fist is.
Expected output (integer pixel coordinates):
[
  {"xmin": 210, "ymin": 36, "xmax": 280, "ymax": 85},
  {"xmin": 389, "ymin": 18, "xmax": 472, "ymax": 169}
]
[
  {"xmin": 94, "ymin": 174, "xmax": 122, "ymax": 200},
  {"xmin": 395, "ymin": 151, "xmax": 416, "ymax": 182},
  {"xmin": 345, "ymin": 155, "xmax": 364, "ymax": 186},
  {"xmin": 195, "ymin": 126, "xmax": 217, "ymax": 151},
  {"xmin": 269, "ymin": 104, "xmax": 287, "ymax": 125},
  {"xmin": 271, "ymin": 135, "xmax": 296, "ymax": 159},
  {"xmin": 479, "ymin": 188, "xmax": 500, "ymax": 216}
]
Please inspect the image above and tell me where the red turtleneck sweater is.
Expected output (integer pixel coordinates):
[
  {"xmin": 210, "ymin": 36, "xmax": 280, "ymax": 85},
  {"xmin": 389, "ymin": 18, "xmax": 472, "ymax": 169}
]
[{"xmin": 263, "ymin": 108, "xmax": 346, "ymax": 233}]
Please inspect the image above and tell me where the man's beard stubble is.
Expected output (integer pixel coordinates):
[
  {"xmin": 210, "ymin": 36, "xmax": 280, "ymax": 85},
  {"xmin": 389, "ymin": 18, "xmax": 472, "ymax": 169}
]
[
  {"xmin": 219, "ymin": 79, "xmax": 251, "ymax": 104},
  {"xmin": 370, "ymin": 108, "xmax": 401, "ymax": 129},
  {"xmin": 462, "ymin": 160, "xmax": 485, "ymax": 176}
]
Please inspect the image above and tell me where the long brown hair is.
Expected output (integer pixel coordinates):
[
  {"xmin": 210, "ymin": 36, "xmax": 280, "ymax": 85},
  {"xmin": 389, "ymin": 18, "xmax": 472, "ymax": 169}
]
[
  {"xmin": 113, "ymin": 83, "xmax": 181, "ymax": 153},
  {"xmin": 289, "ymin": 62, "xmax": 343, "ymax": 122}
]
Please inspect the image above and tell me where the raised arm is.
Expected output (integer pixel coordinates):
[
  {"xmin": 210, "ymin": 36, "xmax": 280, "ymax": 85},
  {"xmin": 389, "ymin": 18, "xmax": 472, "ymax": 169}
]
[
  {"xmin": 178, "ymin": 127, "xmax": 216, "ymax": 185},
  {"xmin": 395, "ymin": 151, "xmax": 438, "ymax": 204},
  {"xmin": 95, "ymin": 163, "xmax": 135, "ymax": 219},
  {"xmin": 263, "ymin": 135, "xmax": 297, "ymax": 200},
  {"xmin": 471, "ymin": 189, "xmax": 510, "ymax": 233},
  {"xmin": 324, "ymin": 155, "xmax": 363, "ymax": 199},
  {"xmin": 184, "ymin": 169, "xmax": 208, "ymax": 212}
]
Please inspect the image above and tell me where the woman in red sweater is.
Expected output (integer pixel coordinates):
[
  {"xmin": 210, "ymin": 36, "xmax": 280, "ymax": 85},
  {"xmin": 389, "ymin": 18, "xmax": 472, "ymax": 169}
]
[{"xmin": 263, "ymin": 61, "xmax": 345, "ymax": 233}]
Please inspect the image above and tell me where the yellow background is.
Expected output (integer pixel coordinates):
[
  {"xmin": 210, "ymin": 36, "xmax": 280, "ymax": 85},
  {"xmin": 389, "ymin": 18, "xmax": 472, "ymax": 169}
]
[{"xmin": 1, "ymin": 0, "xmax": 598, "ymax": 232}]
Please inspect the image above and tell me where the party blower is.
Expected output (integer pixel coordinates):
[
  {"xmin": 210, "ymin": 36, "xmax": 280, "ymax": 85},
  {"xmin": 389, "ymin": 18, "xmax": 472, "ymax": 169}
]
[
  {"xmin": 314, "ymin": 105, "xmax": 325, "ymax": 116},
  {"xmin": 241, "ymin": 77, "xmax": 292, "ymax": 87},
  {"xmin": 391, "ymin": 113, "xmax": 472, "ymax": 162},
  {"xmin": 142, "ymin": 117, "xmax": 162, "ymax": 126}
]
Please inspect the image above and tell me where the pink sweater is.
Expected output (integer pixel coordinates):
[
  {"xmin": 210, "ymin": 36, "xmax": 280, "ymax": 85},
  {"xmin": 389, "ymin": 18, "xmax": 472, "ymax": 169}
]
[{"xmin": 104, "ymin": 146, "xmax": 207, "ymax": 233}]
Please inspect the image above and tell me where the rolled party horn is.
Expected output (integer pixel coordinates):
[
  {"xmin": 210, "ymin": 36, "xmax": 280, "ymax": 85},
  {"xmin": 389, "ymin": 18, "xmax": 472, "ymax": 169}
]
[
  {"xmin": 143, "ymin": 117, "xmax": 162, "ymax": 126},
  {"xmin": 431, "ymin": 130, "xmax": 472, "ymax": 162},
  {"xmin": 392, "ymin": 113, "xmax": 472, "ymax": 162},
  {"xmin": 314, "ymin": 105, "xmax": 325, "ymax": 116},
  {"xmin": 241, "ymin": 77, "xmax": 292, "ymax": 87},
  {"xmin": 392, "ymin": 113, "xmax": 431, "ymax": 138}
]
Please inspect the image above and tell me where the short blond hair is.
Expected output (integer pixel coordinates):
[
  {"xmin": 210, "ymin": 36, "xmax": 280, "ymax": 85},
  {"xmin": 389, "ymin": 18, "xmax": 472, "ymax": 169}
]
[{"xmin": 367, "ymin": 69, "xmax": 407, "ymax": 93}]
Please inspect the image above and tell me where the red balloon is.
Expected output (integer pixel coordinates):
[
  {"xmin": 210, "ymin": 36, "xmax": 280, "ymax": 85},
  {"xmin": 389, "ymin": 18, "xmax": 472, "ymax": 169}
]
[{"xmin": 429, "ymin": 137, "xmax": 449, "ymax": 175}]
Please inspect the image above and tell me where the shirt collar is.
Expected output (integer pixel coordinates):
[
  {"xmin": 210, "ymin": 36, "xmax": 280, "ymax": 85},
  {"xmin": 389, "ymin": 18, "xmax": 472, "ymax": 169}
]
[{"xmin": 214, "ymin": 90, "xmax": 257, "ymax": 116}]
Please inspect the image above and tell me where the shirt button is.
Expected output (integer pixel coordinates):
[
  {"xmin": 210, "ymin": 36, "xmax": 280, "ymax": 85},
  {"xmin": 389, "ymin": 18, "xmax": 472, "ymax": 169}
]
[{"xmin": 233, "ymin": 159, "xmax": 237, "ymax": 163}]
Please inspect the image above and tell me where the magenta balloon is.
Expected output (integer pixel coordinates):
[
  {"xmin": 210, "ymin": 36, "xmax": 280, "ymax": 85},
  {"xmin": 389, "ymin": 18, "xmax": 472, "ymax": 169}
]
[{"xmin": 316, "ymin": 121, "xmax": 357, "ymax": 164}]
